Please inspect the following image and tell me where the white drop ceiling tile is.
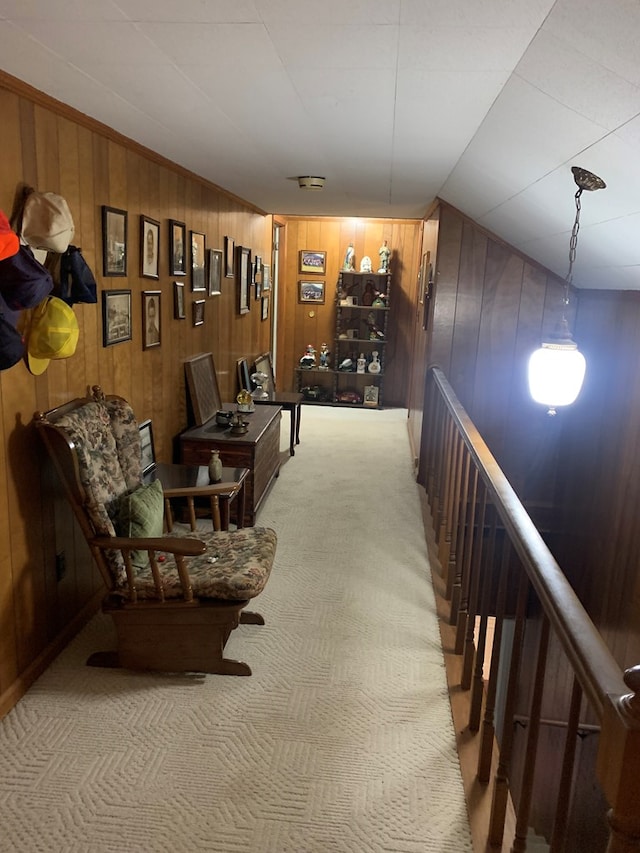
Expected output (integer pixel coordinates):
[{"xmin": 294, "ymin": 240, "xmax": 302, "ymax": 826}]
[
  {"xmin": 400, "ymin": 0, "xmax": 555, "ymax": 28},
  {"xmin": 15, "ymin": 19, "xmax": 167, "ymax": 66},
  {"xmin": 394, "ymin": 69, "xmax": 511, "ymax": 151},
  {"xmin": 515, "ymin": 29, "xmax": 640, "ymax": 131},
  {"xmin": 0, "ymin": 0, "xmax": 125, "ymax": 21},
  {"xmin": 116, "ymin": 0, "xmax": 260, "ymax": 23},
  {"xmin": 577, "ymin": 265, "xmax": 640, "ymax": 291},
  {"xmin": 544, "ymin": 0, "xmax": 640, "ymax": 88},
  {"xmin": 267, "ymin": 24, "xmax": 397, "ymax": 68},
  {"xmin": 400, "ymin": 26, "xmax": 539, "ymax": 72},
  {"xmin": 442, "ymin": 77, "xmax": 609, "ymax": 212},
  {"xmin": 142, "ymin": 22, "xmax": 281, "ymax": 70},
  {"xmin": 255, "ymin": 0, "xmax": 401, "ymax": 25}
]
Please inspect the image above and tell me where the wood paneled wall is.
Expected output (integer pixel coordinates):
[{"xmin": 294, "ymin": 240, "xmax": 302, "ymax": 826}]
[
  {"xmin": 417, "ymin": 203, "xmax": 640, "ymax": 672},
  {"xmin": 0, "ymin": 74, "xmax": 272, "ymax": 715},
  {"xmin": 275, "ymin": 216, "xmax": 423, "ymax": 407},
  {"xmin": 416, "ymin": 203, "xmax": 573, "ymax": 508}
]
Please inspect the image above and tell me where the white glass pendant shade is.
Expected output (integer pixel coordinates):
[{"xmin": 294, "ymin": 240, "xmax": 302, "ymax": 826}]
[{"xmin": 528, "ymin": 341, "xmax": 586, "ymax": 414}]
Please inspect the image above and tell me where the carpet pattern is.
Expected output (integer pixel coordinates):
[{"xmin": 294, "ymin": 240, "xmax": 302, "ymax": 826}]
[{"xmin": 0, "ymin": 406, "xmax": 473, "ymax": 852}]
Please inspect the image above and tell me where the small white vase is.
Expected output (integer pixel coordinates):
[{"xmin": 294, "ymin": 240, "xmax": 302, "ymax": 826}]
[{"xmin": 208, "ymin": 449, "xmax": 222, "ymax": 483}]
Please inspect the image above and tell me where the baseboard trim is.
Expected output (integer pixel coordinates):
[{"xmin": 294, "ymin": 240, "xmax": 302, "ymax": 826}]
[{"xmin": 0, "ymin": 589, "xmax": 104, "ymax": 721}]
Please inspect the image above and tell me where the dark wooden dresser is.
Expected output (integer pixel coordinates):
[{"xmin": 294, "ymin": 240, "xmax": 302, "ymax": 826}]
[{"xmin": 179, "ymin": 404, "xmax": 281, "ymax": 526}]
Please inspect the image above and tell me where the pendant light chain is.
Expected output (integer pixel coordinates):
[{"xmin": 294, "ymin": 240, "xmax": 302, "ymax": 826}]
[{"xmin": 564, "ymin": 187, "xmax": 583, "ymax": 304}]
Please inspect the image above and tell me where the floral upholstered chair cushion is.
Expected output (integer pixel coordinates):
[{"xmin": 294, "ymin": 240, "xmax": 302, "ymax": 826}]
[{"xmin": 54, "ymin": 397, "xmax": 277, "ymax": 602}]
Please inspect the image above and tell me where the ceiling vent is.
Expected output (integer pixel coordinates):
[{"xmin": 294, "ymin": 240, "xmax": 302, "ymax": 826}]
[{"xmin": 297, "ymin": 176, "xmax": 325, "ymax": 190}]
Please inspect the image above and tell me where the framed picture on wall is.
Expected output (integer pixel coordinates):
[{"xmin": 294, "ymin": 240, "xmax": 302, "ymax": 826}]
[
  {"xmin": 237, "ymin": 245, "xmax": 250, "ymax": 314},
  {"xmin": 173, "ymin": 281, "xmax": 185, "ymax": 319},
  {"xmin": 142, "ymin": 290, "xmax": 161, "ymax": 349},
  {"xmin": 299, "ymin": 250, "xmax": 326, "ymax": 275},
  {"xmin": 190, "ymin": 230, "xmax": 206, "ymax": 291},
  {"xmin": 298, "ymin": 280, "xmax": 325, "ymax": 303},
  {"xmin": 140, "ymin": 215, "xmax": 160, "ymax": 279},
  {"xmin": 261, "ymin": 296, "xmax": 269, "ymax": 321},
  {"xmin": 102, "ymin": 289, "xmax": 132, "ymax": 346},
  {"xmin": 169, "ymin": 219, "xmax": 186, "ymax": 276},
  {"xmin": 224, "ymin": 236, "xmax": 235, "ymax": 278},
  {"xmin": 138, "ymin": 419, "xmax": 156, "ymax": 475},
  {"xmin": 192, "ymin": 298, "xmax": 205, "ymax": 326},
  {"xmin": 262, "ymin": 263, "xmax": 271, "ymax": 292},
  {"xmin": 208, "ymin": 249, "xmax": 222, "ymax": 296},
  {"xmin": 102, "ymin": 206, "xmax": 127, "ymax": 276}
]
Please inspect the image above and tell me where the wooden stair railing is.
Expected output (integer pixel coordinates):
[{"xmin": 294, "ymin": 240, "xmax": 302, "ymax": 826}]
[{"xmin": 423, "ymin": 366, "xmax": 640, "ymax": 853}]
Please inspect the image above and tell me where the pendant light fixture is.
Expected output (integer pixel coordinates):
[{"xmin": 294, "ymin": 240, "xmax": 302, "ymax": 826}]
[{"xmin": 528, "ymin": 166, "xmax": 606, "ymax": 415}]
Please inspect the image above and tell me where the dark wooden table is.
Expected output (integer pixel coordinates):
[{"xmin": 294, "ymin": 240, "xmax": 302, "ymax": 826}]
[
  {"xmin": 144, "ymin": 463, "xmax": 249, "ymax": 531},
  {"xmin": 252, "ymin": 390, "xmax": 302, "ymax": 456},
  {"xmin": 179, "ymin": 404, "xmax": 281, "ymax": 526}
]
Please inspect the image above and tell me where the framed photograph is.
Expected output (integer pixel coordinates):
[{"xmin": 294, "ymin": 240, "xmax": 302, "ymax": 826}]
[
  {"xmin": 237, "ymin": 245, "xmax": 250, "ymax": 315},
  {"xmin": 254, "ymin": 352, "xmax": 275, "ymax": 393},
  {"xmin": 236, "ymin": 357, "xmax": 252, "ymax": 393},
  {"xmin": 298, "ymin": 279, "xmax": 325, "ymax": 304},
  {"xmin": 262, "ymin": 263, "xmax": 271, "ymax": 292},
  {"xmin": 173, "ymin": 281, "xmax": 185, "ymax": 319},
  {"xmin": 208, "ymin": 249, "xmax": 222, "ymax": 296},
  {"xmin": 169, "ymin": 219, "xmax": 186, "ymax": 276},
  {"xmin": 224, "ymin": 236, "xmax": 235, "ymax": 278},
  {"xmin": 102, "ymin": 206, "xmax": 127, "ymax": 276},
  {"xmin": 192, "ymin": 298, "xmax": 205, "ymax": 326},
  {"xmin": 102, "ymin": 289, "xmax": 132, "ymax": 346},
  {"xmin": 185, "ymin": 352, "xmax": 222, "ymax": 425},
  {"xmin": 138, "ymin": 419, "xmax": 155, "ymax": 475},
  {"xmin": 142, "ymin": 291, "xmax": 161, "ymax": 349},
  {"xmin": 363, "ymin": 385, "xmax": 379, "ymax": 408},
  {"xmin": 261, "ymin": 296, "xmax": 269, "ymax": 321},
  {"xmin": 299, "ymin": 250, "xmax": 326, "ymax": 275},
  {"xmin": 190, "ymin": 230, "xmax": 206, "ymax": 291},
  {"xmin": 140, "ymin": 215, "xmax": 159, "ymax": 279}
]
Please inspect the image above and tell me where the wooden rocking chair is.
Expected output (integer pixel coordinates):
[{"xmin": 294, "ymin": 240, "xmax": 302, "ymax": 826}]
[{"xmin": 34, "ymin": 386, "xmax": 277, "ymax": 675}]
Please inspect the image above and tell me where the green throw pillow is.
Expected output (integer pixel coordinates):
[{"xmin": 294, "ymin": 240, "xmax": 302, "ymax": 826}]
[{"xmin": 115, "ymin": 479, "xmax": 164, "ymax": 568}]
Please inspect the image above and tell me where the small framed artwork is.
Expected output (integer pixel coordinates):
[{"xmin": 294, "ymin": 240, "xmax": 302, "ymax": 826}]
[
  {"xmin": 261, "ymin": 296, "xmax": 269, "ymax": 321},
  {"xmin": 363, "ymin": 385, "xmax": 379, "ymax": 408},
  {"xmin": 138, "ymin": 419, "xmax": 156, "ymax": 475},
  {"xmin": 298, "ymin": 280, "xmax": 325, "ymax": 303},
  {"xmin": 140, "ymin": 215, "xmax": 160, "ymax": 279},
  {"xmin": 236, "ymin": 357, "xmax": 252, "ymax": 393},
  {"xmin": 299, "ymin": 250, "xmax": 326, "ymax": 275},
  {"xmin": 208, "ymin": 249, "xmax": 222, "ymax": 296},
  {"xmin": 173, "ymin": 281, "xmax": 185, "ymax": 319},
  {"xmin": 262, "ymin": 263, "xmax": 271, "ymax": 292},
  {"xmin": 192, "ymin": 298, "xmax": 205, "ymax": 326},
  {"xmin": 237, "ymin": 245, "xmax": 250, "ymax": 315},
  {"xmin": 169, "ymin": 219, "xmax": 186, "ymax": 276},
  {"xmin": 102, "ymin": 289, "xmax": 132, "ymax": 346},
  {"xmin": 224, "ymin": 236, "xmax": 235, "ymax": 278},
  {"xmin": 142, "ymin": 291, "xmax": 161, "ymax": 349},
  {"xmin": 254, "ymin": 352, "xmax": 275, "ymax": 393},
  {"xmin": 102, "ymin": 206, "xmax": 127, "ymax": 276},
  {"xmin": 185, "ymin": 352, "xmax": 222, "ymax": 425},
  {"xmin": 190, "ymin": 230, "xmax": 206, "ymax": 291}
]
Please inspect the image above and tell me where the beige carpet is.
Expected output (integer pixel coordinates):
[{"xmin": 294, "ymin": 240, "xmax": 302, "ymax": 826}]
[{"xmin": 0, "ymin": 406, "xmax": 473, "ymax": 852}]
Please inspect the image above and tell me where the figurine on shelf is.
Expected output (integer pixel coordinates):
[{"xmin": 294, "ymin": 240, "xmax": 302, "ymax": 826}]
[
  {"xmin": 343, "ymin": 243, "xmax": 355, "ymax": 271},
  {"xmin": 372, "ymin": 293, "xmax": 386, "ymax": 308},
  {"xmin": 361, "ymin": 280, "xmax": 377, "ymax": 306},
  {"xmin": 357, "ymin": 353, "xmax": 367, "ymax": 374},
  {"xmin": 378, "ymin": 240, "xmax": 391, "ymax": 273},
  {"xmin": 359, "ymin": 255, "xmax": 372, "ymax": 273},
  {"xmin": 368, "ymin": 351, "xmax": 381, "ymax": 374},
  {"xmin": 366, "ymin": 311, "xmax": 385, "ymax": 340},
  {"xmin": 299, "ymin": 343, "xmax": 317, "ymax": 369},
  {"xmin": 319, "ymin": 342, "xmax": 330, "ymax": 369}
]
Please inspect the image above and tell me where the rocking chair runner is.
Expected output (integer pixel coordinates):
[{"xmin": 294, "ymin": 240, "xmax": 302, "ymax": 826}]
[{"xmin": 34, "ymin": 386, "xmax": 277, "ymax": 675}]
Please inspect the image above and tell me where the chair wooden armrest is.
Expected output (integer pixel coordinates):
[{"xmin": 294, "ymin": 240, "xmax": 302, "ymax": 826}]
[{"xmin": 160, "ymin": 481, "xmax": 243, "ymax": 532}]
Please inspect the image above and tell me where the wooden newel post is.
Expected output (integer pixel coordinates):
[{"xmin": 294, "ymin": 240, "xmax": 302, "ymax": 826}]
[{"xmin": 598, "ymin": 666, "xmax": 640, "ymax": 853}]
